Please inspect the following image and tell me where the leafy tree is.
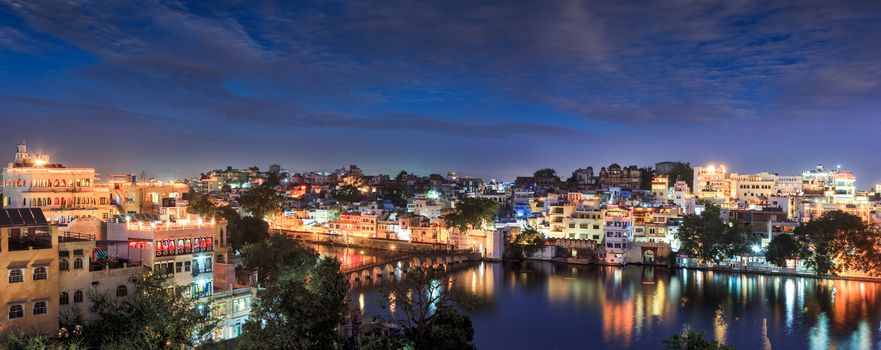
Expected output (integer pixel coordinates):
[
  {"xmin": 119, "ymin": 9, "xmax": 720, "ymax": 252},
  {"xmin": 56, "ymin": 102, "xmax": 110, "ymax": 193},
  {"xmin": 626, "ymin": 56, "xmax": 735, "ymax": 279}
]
[
  {"xmin": 639, "ymin": 167, "xmax": 655, "ymax": 190},
  {"xmin": 238, "ymin": 254, "xmax": 348, "ymax": 350},
  {"xmin": 764, "ymin": 234, "xmax": 801, "ymax": 267},
  {"xmin": 667, "ymin": 162, "xmax": 694, "ymax": 188},
  {"xmin": 227, "ymin": 216, "xmax": 270, "ymax": 252},
  {"xmin": 443, "ymin": 197, "xmax": 498, "ymax": 231},
  {"xmin": 0, "ymin": 331, "xmax": 85, "ymax": 350},
  {"xmin": 378, "ymin": 267, "xmax": 476, "ymax": 350},
  {"xmin": 663, "ymin": 328, "xmax": 734, "ymax": 350},
  {"xmin": 80, "ymin": 274, "xmax": 218, "ymax": 349},
  {"xmin": 513, "ymin": 225, "xmax": 545, "ymax": 246},
  {"xmin": 239, "ymin": 184, "xmax": 283, "ymax": 218},
  {"xmin": 355, "ymin": 333, "xmax": 411, "ymax": 350},
  {"xmin": 186, "ymin": 190, "xmax": 216, "ymax": 218},
  {"xmin": 332, "ymin": 183, "xmax": 365, "ymax": 203},
  {"xmin": 676, "ymin": 203, "xmax": 752, "ymax": 264},
  {"xmin": 240, "ymin": 234, "xmax": 319, "ymax": 285},
  {"xmin": 795, "ymin": 210, "xmax": 881, "ymax": 276},
  {"xmin": 533, "ymin": 168, "xmax": 558, "ymax": 179}
]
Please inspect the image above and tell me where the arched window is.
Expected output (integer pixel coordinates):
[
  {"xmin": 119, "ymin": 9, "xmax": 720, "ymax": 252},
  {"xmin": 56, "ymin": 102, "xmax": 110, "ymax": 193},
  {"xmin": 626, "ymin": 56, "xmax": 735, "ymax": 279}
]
[
  {"xmin": 9, "ymin": 269, "xmax": 23, "ymax": 283},
  {"xmin": 60, "ymin": 292, "xmax": 69, "ymax": 305},
  {"xmin": 33, "ymin": 267, "xmax": 47, "ymax": 280},
  {"xmin": 74, "ymin": 258, "xmax": 84, "ymax": 270},
  {"xmin": 59, "ymin": 259, "xmax": 69, "ymax": 271},
  {"xmin": 116, "ymin": 285, "xmax": 128, "ymax": 297},
  {"xmin": 33, "ymin": 301, "xmax": 47, "ymax": 315},
  {"xmin": 8, "ymin": 304, "xmax": 23, "ymax": 319},
  {"xmin": 73, "ymin": 290, "xmax": 83, "ymax": 303}
]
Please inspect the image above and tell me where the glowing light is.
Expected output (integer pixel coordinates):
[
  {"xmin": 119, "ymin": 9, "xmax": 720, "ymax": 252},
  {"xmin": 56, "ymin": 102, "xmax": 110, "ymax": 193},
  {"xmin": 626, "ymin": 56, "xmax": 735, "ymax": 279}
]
[
  {"xmin": 751, "ymin": 245, "xmax": 761, "ymax": 254},
  {"xmin": 33, "ymin": 159, "xmax": 47, "ymax": 167}
]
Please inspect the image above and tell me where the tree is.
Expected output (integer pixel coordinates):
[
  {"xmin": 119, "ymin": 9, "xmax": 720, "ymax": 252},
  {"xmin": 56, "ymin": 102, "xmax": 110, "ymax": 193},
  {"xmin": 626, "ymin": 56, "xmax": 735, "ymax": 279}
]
[
  {"xmin": 794, "ymin": 210, "xmax": 881, "ymax": 276},
  {"xmin": 676, "ymin": 203, "xmax": 752, "ymax": 264},
  {"xmin": 227, "ymin": 216, "xmax": 270, "ymax": 252},
  {"xmin": 667, "ymin": 162, "xmax": 694, "ymax": 188},
  {"xmin": 513, "ymin": 225, "xmax": 545, "ymax": 246},
  {"xmin": 444, "ymin": 197, "xmax": 498, "ymax": 231},
  {"xmin": 186, "ymin": 190, "xmax": 216, "ymax": 218},
  {"xmin": 533, "ymin": 168, "xmax": 558, "ymax": 179},
  {"xmin": 332, "ymin": 183, "xmax": 365, "ymax": 203},
  {"xmin": 764, "ymin": 234, "xmax": 801, "ymax": 267},
  {"xmin": 663, "ymin": 327, "xmax": 734, "ymax": 350},
  {"xmin": 240, "ymin": 234, "xmax": 319, "ymax": 285},
  {"xmin": 80, "ymin": 274, "xmax": 218, "ymax": 349},
  {"xmin": 0, "ymin": 330, "xmax": 85, "ymax": 350},
  {"xmin": 238, "ymin": 253, "xmax": 348, "ymax": 349},
  {"xmin": 239, "ymin": 184, "xmax": 283, "ymax": 218},
  {"xmin": 378, "ymin": 267, "xmax": 476, "ymax": 350},
  {"xmin": 639, "ymin": 167, "xmax": 655, "ymax": 190}
]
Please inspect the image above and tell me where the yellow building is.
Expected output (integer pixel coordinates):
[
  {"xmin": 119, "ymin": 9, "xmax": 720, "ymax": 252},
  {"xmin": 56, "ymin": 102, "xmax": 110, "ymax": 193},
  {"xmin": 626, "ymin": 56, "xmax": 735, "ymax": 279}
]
[
  {"xmin": 2, "ymin": 143, "xmax": 113, "ymax": 223},
  {"xmin": 0, "ymin": 208, "xmax": 59, "ymax": 334}
]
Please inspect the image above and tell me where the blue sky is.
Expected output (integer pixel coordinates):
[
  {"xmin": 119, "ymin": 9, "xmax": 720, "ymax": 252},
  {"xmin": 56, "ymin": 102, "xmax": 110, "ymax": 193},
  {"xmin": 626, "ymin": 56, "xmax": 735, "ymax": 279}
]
[{"xmin": 1, "ymin": 1, "xmax": 880, "ymax": 185}]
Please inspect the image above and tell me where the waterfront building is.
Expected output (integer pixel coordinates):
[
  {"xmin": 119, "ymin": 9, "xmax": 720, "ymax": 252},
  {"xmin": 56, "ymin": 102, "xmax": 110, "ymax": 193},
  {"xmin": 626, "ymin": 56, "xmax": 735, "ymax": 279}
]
[
  {"xmin": 600, "ymin": 206, "xmax": 632, "ymax": 265},
  {"xmin": 547, "ymin": 200, "xmax": 576, "ymax": 239},
  {"xmin": 0, "ymin": 208, "xmax": 58, "ymax": 334},
  {"xmin": 2, "ymin": 143, "xmax": 113, "ymax": 223},
  {"xmin": 563, "ymin": 206, "xmax": 604, "ymax": 241},
  {"xmin": 693, "ymin": 164, "xmax": 731, "ymax": 202}
]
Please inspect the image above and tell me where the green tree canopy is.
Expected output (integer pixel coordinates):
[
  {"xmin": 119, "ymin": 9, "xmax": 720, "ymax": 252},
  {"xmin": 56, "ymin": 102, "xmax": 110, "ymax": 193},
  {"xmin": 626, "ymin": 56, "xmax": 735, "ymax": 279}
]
[
  {"xmin": 239, "ymin": 184, "xmax": 283, "ymax": 218},
  {"xmin": 78, "ymin": 274, "xmax": 218, "ymax": 349},
  {"xmin": 240, "ymin": 234, "xmax": 319, "ymax": 285},
  {"xmin": 227, "ymin": 216, "xmax": 270, "ymax": 252},
  {"xmin": 513, "ymin": 225, "xmax": 545, "ymax": 246},
  {"xmin": 533, "ymin": 168, "xmax": 558, "ymax": 179},
  {"xmin": 794, "ymin": 210, "xmax": 881, "ymax": 276},
  {"xmin": 238, "ymin": 242, "xmax": 348, "ymax": 350},
  {"xmin": 331, "ymin": 183, "xmax": 365, "ymax": 203},
  {"xmin": 667, "ymin": 162, "xmax": 694, "ymax": 188},
  {"xmin": 444, "ymin": 197, "xmax": 498, "ymax": 231},
  {"xmin": 676, "ymin": 204, "xmax": 753, "ymax": 263},
  {"xmin": 764, "ymin": 233, "xmax": 801, "ymax": 267},
  {"xmin": 663, "ymin": 328, "xmax": 735, "ymax": 350}
]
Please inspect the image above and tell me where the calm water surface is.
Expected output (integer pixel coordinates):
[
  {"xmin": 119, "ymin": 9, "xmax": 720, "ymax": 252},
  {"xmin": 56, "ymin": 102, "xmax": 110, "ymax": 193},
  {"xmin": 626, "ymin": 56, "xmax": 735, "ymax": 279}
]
[{"xmin": 347, "ymin": 259, "xmax": 881, "ymax": 350}]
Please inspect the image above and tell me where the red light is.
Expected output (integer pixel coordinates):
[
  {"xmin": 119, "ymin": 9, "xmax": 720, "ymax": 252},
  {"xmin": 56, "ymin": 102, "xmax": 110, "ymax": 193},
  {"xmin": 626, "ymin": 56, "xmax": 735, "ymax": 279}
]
[{"xmin": 129, "ymin": 241, "xmax": 136, "ymax": 248}]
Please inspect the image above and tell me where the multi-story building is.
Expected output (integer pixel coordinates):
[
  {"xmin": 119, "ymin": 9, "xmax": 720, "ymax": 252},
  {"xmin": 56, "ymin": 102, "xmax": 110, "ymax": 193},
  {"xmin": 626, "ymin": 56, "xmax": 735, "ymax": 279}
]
[
  {"xmin": 0, "ymin": 208, "xmax": 58, "ymax": 334},
  {"xmin": 546, "ymin": 201, "xmax": 576, "ymax": 238},
  {"xmin": 693, "ymin": 164, "xmax": 731, "ymax": 202},
  {"xmin": 563, "ymin": 206, "xmax": 604, "ymax": 241},
  {"xmin": 108, "ymin": 176, "xmax": 190, "ymax": 214},
  {"xmin": 2, "ymin": 143, "xmax": 114, "ymax": 223},
  {"xmin": 650, "ymin": 175, "xmax": 669, "ymax": 200},
  {"xmin": 597, "ymin": 164, "xmax": 642, "ymax": 190},
  {"xmin": 600, "ymin": 206, "xmax": 632, "ymax": 265},
  {"xmin": 107, "ymin": 207, "xmax": 218, "ymax": 303}
]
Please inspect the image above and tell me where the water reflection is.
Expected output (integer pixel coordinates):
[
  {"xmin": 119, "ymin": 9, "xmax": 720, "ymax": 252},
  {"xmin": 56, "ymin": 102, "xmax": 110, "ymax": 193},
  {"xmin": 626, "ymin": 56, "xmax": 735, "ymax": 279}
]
[{"xmin": 349, "ymin": 261, "xmax": 881, "ymax": 349}]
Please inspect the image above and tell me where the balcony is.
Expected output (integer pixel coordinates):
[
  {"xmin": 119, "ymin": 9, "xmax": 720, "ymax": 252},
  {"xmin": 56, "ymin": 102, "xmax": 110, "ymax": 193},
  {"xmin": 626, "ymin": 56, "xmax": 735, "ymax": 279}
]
[{"xmin": 8, "ymin": 230, "xmax": 52, "ymax": 251}]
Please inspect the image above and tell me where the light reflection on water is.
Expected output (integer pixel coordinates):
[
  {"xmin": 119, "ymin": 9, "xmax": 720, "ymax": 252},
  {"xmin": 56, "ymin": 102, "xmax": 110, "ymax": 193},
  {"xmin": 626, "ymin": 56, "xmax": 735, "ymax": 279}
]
[{"xmin": 316, "ymin": 245, "xmax": 881, "ymax": 350}]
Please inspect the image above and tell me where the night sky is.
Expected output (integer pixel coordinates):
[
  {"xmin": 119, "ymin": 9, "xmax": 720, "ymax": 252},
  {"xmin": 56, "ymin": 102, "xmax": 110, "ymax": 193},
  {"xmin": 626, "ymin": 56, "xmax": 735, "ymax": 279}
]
[{"xmin": 1, "ymin": 1, "xmax": 880, "ymax": 185}]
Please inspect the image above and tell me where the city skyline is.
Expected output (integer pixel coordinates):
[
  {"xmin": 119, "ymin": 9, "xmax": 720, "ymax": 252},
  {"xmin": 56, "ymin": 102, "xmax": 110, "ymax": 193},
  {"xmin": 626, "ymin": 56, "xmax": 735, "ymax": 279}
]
[{"xmin": 1, "ymin": 1, "xmax": 880, "ymax": 182}]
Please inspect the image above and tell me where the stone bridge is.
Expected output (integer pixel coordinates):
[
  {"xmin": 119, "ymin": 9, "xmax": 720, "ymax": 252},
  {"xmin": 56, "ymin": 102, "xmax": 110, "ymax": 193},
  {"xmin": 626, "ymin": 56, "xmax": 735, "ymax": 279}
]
[{"xmin": 341, "ymin": 250, "xmax": 478, "ymax": 284}]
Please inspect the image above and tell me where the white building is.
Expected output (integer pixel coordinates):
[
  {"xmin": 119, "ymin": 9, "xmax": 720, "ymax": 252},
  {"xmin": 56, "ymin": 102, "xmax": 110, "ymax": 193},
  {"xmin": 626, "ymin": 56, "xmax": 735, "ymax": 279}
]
[{"xmin": 601, "ymin": 206, "xmax": 632, "ymax": 265}]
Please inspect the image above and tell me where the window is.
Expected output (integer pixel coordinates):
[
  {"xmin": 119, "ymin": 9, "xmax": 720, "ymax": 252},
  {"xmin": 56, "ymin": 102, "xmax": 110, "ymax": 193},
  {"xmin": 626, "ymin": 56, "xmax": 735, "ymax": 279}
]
[
  {"xmin": 176, "ymin": 262, "xmax": 182, "ymax": 273},
  {"xmin": 33, "ymin": 267, "xmax": 47, "ymax": 280},
  {"xmin": 116, "ymin": 285, "xmax": 128, "ymax": 297},
  {"xmin": 184, "ymin": 261, "xmax": 191, "ymax": 272},
  {"xmin": 74, "ymin": 258, "xmax": 83, "ymax": 270},
  {"xmin": 8, "ymin": 304, "xmax": 24, "ymax": 319},
  {"xmin": 60, "ymin": 259, "xmax": 69, "ymax": 271},
  {"xmin": 33, "ymin": 301, "xmax": 47, "ymax": 315},
  {"xmin": 60, "ymin": 292, "xmax": 69, "ymax": 305},
  {"xmin": 9, "ymin": 269, "xmax": 24, "ymax": 283},
  {"xmin": 74, "ymin": 290, "xmax": 83, "ymax": 303}
]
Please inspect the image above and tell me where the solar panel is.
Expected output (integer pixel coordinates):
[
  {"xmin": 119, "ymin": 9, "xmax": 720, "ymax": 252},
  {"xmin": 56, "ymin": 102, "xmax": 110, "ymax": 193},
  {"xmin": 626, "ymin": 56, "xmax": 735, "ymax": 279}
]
[{"xmin": 0, "ymin": 208, "xmax": 48, "ymax": 227}]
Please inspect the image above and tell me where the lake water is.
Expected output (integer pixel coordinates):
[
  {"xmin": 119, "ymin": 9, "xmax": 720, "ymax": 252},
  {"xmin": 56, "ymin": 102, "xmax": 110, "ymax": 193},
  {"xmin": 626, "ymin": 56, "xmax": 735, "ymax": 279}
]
[{"xmin": 348, "ymin": 260, "xmax": 881, "ymax": 350}]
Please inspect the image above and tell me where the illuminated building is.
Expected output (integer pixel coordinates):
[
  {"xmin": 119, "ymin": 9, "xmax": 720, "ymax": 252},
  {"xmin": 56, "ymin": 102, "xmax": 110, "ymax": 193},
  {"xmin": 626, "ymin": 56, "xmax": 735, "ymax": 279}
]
[
  {"xmin": 651, "ymin": 175, "xmax": 669, "ymax": 200},
  {"xmin": 600, "ymin": 206, "xmax": 632, "ymax": 264},
  {"xmin": 563, "ymin": 206, "xmax": 604, "ymax": 241},
  {"xmin": 106, "ymin": 201, "xmax": 220, "ymax": 302},
  {"xmin": 0, "ymin": 208, "xmax": 58, "ymax": 334},
  {"xmin": 547, "ymin": 200, "xmax": 576, "ymax": 239},
  {"xmin": 801, "ymin": 164, "xmax": 855, "ymax": 203},
  {"xmin": 693, "ymin": 164, "xmax": 731, "ymax": 201},
  {"xmin": 2, "ymin": 143, "xmax": 114, "ymax": 223},
  {"xmin": 597, "ymin": 164, "xmax": 642, "ymax": 191},
  {"xmin": 107, "ymin": 174, "xmax": 190, "ymax": 214}
]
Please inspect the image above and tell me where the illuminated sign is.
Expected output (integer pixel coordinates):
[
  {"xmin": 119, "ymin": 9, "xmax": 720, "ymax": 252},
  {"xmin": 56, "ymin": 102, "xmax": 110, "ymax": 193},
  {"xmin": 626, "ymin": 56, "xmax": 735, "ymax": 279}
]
[{"xmin": 154, "ymin": 237, "xmax": 213, "ymax": 257}]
